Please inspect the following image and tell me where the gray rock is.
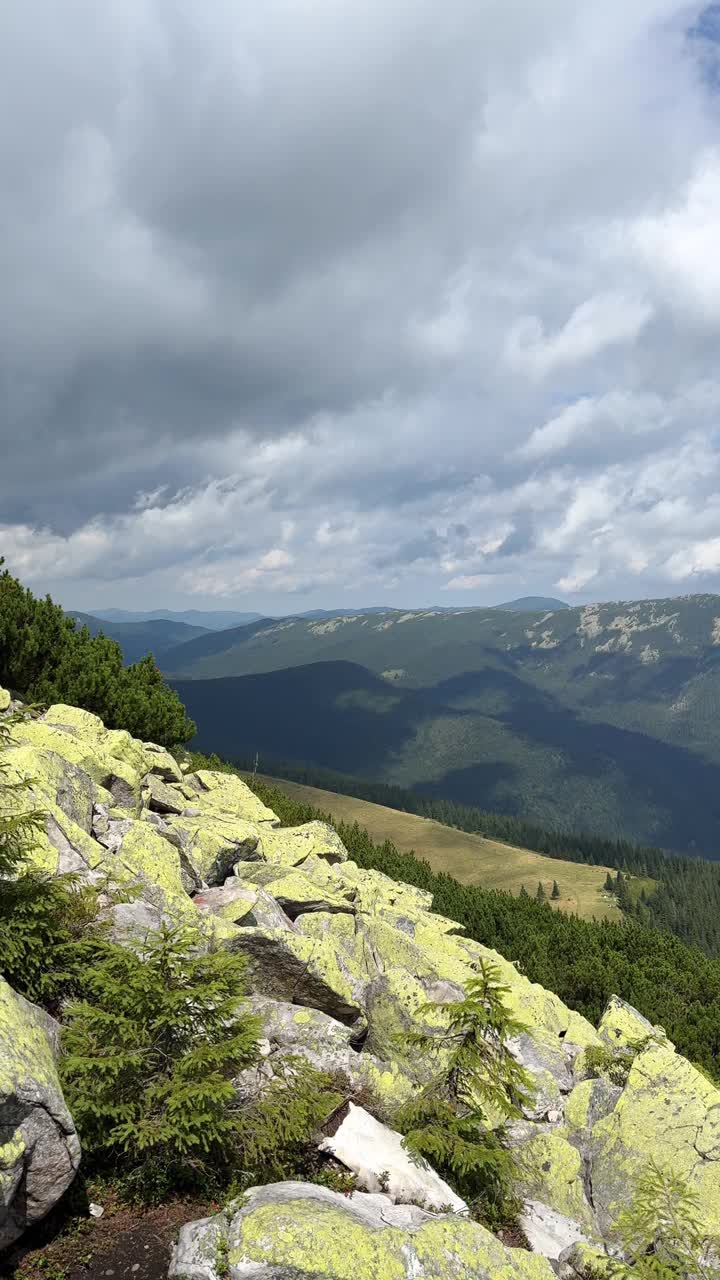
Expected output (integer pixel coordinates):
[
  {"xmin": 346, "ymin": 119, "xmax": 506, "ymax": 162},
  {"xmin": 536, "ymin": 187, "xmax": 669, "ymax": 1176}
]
[
  {"xmin": 519, "ymin": 1201, "xmax": 590, "ymax": 1261},
  {"xmin": 142, "ymin": 774, "xmax": 186, "ymax": 815},
  {"xmin": 0, "ymin": 978, "xmax": 81, "ymax": 1248},
  {"xmin": 108, "ymin": 899, "xmax": 167, "ymax": 942},
  {"xmin": 169, "ymin": 1182, "xmax": 557, "ymax": 1280},
  {"xmin": 225, "ymin": 929, "xmax": 365, "ymax": 1035}
]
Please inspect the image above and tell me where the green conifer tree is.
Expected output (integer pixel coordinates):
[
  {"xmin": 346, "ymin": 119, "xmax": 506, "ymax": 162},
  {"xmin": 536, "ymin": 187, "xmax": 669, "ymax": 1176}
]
[
  {"xmin": 395, "ymin": 960, "xmax": 534, "ymax": 1228},
  {"xmin": 536, "ymin": 881, "xmax": 546, "ymax": 902},
  {"xmin": 0, "ymin": 717, "xmax": 44, "ymax": 878},
  {"xmin": 61, "ymin": 923, "xmax": 260, "ymax": 1200},
  {"xmin": 551, "ymin": 880, "xmax": 561, "ymax": 900},
  {"xmin": 610, "ymin": 1161, "xmax": 720, "ymax": 1280},
  {"xmin": 605, "ymin": 871, "xmax": 616, "ymax": 891}
]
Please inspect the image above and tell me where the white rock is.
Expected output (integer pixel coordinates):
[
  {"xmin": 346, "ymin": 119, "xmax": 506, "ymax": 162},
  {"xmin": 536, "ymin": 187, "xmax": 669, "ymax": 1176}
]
[
  {"xmin": 318, "ymin": 1102, "xmax": 467, "ymax": 1214},
  {"xmin": 520, "ymin": 1200, "xmax": 590, "ymax": 1260}
]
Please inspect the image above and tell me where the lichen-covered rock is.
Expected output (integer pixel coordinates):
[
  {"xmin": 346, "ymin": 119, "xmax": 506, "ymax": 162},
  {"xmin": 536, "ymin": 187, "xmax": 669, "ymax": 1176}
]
[
  {"xmin": 233, "ymin": 863, "xmax": 355, "ymax": 918},
  {"xmin": 588, "ymin": 1040, "xmax": 720, "ymax": 1238},
  {"xmin": 0, "ymin": 686, "xmax": 10, "ymax": 712},
  {"xmin": 0, "ymin": 978, "xmax": 80, "ymax": 1248},
  {"xmin": 195, "ymin": 881, "xmax": 294, "ymax": 932},
  {"xmin": 226, "ymin": 926, "xmax": 366, "ymax": 1034},
  {"xmin": 516, "ymin": 1132, "xmax": 596, "ymax": 1236},
  {"xmin": 596, "ymin": 994, "xmax": 670, "ymax": 1052},
  {"xmin": 142, "ymin": 773, "xmax": 187, "ymax": 815},
  {"xmin": 111, "ymin": 822, "xmax": 199, "ymax": 920},
  {"xmin": 259, "ymin": 820, "xmax": 348, "ymax": 866},
  {"xmin": 186, "ymin": 770, "xmax": 280, "ymax": 827},
  {"xmin": 4, "ymin": 695, "xmax": 719, "ymax": 1264},
  {"xmin": 142, "ymin": 743, "xmax": 184, "ymax": 782},
  {"xmin": 163, "ymin": 814, "xmax": 261, "ymax": 885},
  {"xmin": 248, "ymin": 996, "xmax": 414, "ymax": 1110},
  {"xmin": 170, "ymin": 1183, "xmax": 556, "ymax": 1280}
]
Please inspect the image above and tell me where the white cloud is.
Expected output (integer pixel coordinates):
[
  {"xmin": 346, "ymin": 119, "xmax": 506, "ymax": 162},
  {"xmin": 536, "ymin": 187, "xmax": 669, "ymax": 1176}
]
[
  {"xmin": 629, "ymin": 150, "xmax": 720, "ymax": 320},
  {"xmin": 2, "ymin": 1, "xmax": 720, "ymax": 611},
  {"xmin": 505, "ymin": 293, "xmax": 653, "ymax": 379},
  {"xmin": 666, "ymin": 538, "xmax": 720, "ymax": 580},
  {"xmin": 556, "ymin": 565, "xmax": 598, "ymax": 593}
]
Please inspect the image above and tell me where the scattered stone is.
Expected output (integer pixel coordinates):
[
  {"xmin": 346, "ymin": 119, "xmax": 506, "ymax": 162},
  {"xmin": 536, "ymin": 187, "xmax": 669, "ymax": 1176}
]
[{"xmin": 318, "ymin": 1102, "xmax": 467, "ymax": 1213}]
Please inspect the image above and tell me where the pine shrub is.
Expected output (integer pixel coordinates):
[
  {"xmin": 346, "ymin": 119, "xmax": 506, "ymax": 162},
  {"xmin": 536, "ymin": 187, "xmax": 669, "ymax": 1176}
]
[
  {"xmin": 0, "ymin": 715, "xmax": 44, "ymax": 878},
  {"xmin": 233, "ymin": 1056, "xmax": 343, "ymax": 1188}
]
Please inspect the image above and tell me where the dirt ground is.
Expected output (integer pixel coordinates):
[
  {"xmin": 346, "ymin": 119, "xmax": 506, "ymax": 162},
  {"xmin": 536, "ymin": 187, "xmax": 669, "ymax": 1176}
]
[{"xmin": 2, "ymin": 1183, "xmax": 218, "ymax": 1280}]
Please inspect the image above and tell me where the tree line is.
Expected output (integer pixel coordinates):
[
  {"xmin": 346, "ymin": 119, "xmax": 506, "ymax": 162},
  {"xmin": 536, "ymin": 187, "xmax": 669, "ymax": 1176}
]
[{"xmin": 0, "ymin": 560, "xmax": 194, "ymax": 746}]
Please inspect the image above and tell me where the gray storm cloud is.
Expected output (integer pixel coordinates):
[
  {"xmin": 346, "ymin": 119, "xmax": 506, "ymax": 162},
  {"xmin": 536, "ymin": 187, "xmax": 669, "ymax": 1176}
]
[{"xmin": 2, "ymin": 1, "xmax": 720, "ymax": 609}]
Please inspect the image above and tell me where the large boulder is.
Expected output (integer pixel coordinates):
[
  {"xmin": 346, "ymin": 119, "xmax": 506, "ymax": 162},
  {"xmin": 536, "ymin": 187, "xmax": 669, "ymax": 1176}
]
[
  {"xmin": 247, "ymin": 996, "xmax": 415, "ymax": 1111},
  {"xmin": 0, "ymin": 978, "xmax": 80, "ymax": 1248},
  {"xmin": 169, "ymin": 1182, "xmax": 556, "ymax": 1280},
  {"xmin": 588, "ymin": 1040, "xmax": 720, "ymax": 1239}
]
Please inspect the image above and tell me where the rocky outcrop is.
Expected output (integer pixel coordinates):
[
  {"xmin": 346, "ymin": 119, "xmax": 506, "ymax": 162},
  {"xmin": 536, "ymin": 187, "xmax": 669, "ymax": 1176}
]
[
  {"xmin": 169, "ymin": 1182, "xmax": 555, "ymax": 1280},
  {"xmin": 2, "ymin": 687, "xmax": 720, "ymax": 1267},
  {"xmin": 0, "ymin": 977, "xmax": 81, "ymax": 1248}
]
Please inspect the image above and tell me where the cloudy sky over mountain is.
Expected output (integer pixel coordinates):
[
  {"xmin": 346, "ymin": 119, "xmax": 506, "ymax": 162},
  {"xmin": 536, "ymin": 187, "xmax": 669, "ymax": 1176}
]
[{"xmin": 3, "ymin": 1, "xmax": 720, "ymax": 610}]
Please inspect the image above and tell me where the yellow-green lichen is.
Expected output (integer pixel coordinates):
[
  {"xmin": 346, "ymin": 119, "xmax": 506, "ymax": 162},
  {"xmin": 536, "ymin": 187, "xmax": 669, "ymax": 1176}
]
[
  {"xmin": 517, "ymin": 1132, "xmax": 595, "ymax": 1232},
  {"xmin": 189, "ymin": 771, "xmax": 279, "ymax": 826},
  {"xmin": 259, "ymin": 821, "xmax": 348, "ymax": 866},
  {"xmin": 227, "ymin": 1197, "xmax": 555, "ymax": 1280}
]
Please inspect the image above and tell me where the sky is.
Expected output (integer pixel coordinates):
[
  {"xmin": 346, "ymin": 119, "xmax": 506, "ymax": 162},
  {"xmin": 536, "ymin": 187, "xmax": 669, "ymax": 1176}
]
[{"xmin": 3, "ymin": 1, "xmax": 720, "ymax": 613}]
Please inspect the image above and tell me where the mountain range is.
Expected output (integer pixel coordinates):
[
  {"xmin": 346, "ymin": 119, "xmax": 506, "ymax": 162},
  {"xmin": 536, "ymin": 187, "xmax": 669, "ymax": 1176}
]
[{"xmin": 162, "ymin": 595, "xmax": 720, "ymax": 856}]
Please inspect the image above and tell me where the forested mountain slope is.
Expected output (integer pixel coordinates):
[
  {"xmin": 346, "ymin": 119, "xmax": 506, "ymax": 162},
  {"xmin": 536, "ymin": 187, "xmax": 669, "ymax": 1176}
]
[
  {"xmin": 67, "ymin": 611, "xmax": 210, "ymax": 665},
  {"xmin": 165, "ymin": 596, "xmax": 720, "ymax": 855}
]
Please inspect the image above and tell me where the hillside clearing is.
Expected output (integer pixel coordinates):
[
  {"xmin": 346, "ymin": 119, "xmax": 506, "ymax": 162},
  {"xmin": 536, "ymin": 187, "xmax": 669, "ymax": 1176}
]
[{"xmin": 260, "ymin": 775, "xmax": 625, "ymax": 922}]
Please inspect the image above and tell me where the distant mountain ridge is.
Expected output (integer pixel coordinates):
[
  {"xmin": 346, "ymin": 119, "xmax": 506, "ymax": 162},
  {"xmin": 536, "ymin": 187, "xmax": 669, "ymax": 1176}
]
[
  {"xmin": 492, "ymin": 596, "xmax": 569, "ymax": 612},
  {"xmin": 66, "ymin": 612, "xmax": 210, "ymax": 666},
  {"xmin": 165, "ymin": 593, "xmax": 720, "ymax": 855},
  {"xmin": 83, "ymin": 607, "xmax": 263, "ymax": 630}
]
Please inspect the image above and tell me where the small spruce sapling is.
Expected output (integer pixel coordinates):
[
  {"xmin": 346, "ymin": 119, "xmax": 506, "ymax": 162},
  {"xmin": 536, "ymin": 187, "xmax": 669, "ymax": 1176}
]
[
  {"xmin": 61, "ymin": 923, "xmax": 260, "ymax": 1201},
  {"xmin": 536, "ymin": 881, "xmax": 546, "ymax": 902},
  {"xmin": 551, "ymin": 880, "xmax": 561, "ymax": 900},
  {"xmin": 609, "ymin": 1161, "xmax": 720, "ymax": 1280},
  {"xmin": 394, "ymin": 959, "xmax": 533, "ymax": 1229},
  {"xmin": 232, "ymin": 1055, "xmax": 343, "ymax": 1187},
  {"xmin": 0, "ymin": 715, "xmax": 44, "ymax": 878}
]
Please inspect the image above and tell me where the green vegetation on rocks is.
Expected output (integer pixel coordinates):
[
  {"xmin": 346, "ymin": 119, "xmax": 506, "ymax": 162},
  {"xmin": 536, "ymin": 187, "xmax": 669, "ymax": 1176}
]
[{"xmin": 395, "ymin": 959, "xmax": 534, "ymax": 1228}]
